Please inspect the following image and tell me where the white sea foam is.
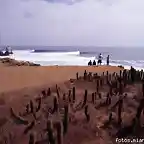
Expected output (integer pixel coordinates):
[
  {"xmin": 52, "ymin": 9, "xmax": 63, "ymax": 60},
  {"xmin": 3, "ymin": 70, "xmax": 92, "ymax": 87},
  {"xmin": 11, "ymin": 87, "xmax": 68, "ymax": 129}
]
[{"xmin": 0, "ymin": 50, "xmax": 144, "ymax": 70}]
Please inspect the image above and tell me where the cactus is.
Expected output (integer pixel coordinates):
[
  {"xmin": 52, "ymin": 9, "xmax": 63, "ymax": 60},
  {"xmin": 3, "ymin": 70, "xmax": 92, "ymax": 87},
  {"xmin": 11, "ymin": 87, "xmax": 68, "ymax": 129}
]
[
  {"xmin": 108, "ymin": 112, "xmax": 112, "ymax": 123},
  {"xmin": 47, "ymin": 120, "xmax": 55, "ymax": 144},
  {"xmin": 106, "ymin": 93, "xmax": 111, "ymax": 105},
  {"xmin": 24, "ymin": 121, "xmax": 35, "ymax": 134},
  {"xmin": 63, "ymin": 104, "xmax": 69, "ymax": 134},
  {"xmin": 72, "ymin": 87, "xmax": 75, "ymax": 103},
  {"xmin": 76, "ymin": 72, "xmax": 79, "ymax": 80},
  {"xmin": 52, "ymin": 96, "xmax": 59, "ymax": 113},
  {"xmin": 56, "ymin": 85, "xmax": 60, "ymax": 98},
  {"xmin": 84, "ymin": 70, "xmax": 87, "ymax": 80},
  {"xmin": 68, "ymin": 90, "xmax": 71, "ymax": 102},
  {"xmin": 36, "ymin": 97, "xmax": 41, "ymax": 112},
  {"xmin": 84, "ymin": 105, "xmax": 90, "ymax": 122},
  {"xmin": 30, "ymin": 100, "xmax": 34, "ymax": 113},
  {"xmin": 55, "ymin": 121, "xmax": 63, "ymax": 144},
  {"xmin": 63, "ymin": 93, "xmax": 66, "ymax": 101},
  {"xmin": 47, "ymin": 88, "xmax": 51, "ymax": 96},
  {"xmin": 92, "ymin": 93, "xmax": 95, "ymax": 104},
  {"xmin": 10, "ymin": 107, "xmax": 28, "ymax": 125},
  {"xmin": 83, "ymin": 89, "xmax": 88, "ymax": 106},
  {"xmin": 29, "ymin": 133, "xmax": 35, "ymax": 144},
  {"xmin": 42, "ymin": 90, "xmax": 46, "ymax": 97},
  {"xmin": 26, "ymin": 104, "xmax": 29, "ymax": 113}
]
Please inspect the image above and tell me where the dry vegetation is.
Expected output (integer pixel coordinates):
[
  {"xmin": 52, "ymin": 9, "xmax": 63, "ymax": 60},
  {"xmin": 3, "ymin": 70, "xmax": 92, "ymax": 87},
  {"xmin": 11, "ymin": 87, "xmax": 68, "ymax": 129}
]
[{"xmin": 0, "ymin": 66, "xmax": 144, "ymax": 144}]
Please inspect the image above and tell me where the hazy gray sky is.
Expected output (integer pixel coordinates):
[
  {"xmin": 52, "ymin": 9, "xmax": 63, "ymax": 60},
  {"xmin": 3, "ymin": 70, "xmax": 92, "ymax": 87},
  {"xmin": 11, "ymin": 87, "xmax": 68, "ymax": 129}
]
[{"xmin": 0, "ymin": 0, "xmax": 144, "ymax": 46}]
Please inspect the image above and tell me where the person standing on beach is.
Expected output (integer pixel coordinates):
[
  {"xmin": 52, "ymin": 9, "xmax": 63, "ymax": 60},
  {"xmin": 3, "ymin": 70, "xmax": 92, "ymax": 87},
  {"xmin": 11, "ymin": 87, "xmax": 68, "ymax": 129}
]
[
  {"xmin": 107, "ymin": 55, "xmax": 110, "ymax": 65},
  {"xmin": 97, "ymin": 53, "xmax": 103, "ymax": 65},
  {"xmin": 93, "ymin": 60, "xmax": 96, "ymax": 66}
]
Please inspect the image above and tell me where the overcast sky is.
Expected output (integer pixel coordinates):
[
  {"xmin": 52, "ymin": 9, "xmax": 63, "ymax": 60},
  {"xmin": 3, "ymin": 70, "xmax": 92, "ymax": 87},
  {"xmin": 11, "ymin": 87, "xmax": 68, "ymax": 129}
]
[{"xmin": 0, "ymin": 0, "xmax": 144, "ymax": 46}]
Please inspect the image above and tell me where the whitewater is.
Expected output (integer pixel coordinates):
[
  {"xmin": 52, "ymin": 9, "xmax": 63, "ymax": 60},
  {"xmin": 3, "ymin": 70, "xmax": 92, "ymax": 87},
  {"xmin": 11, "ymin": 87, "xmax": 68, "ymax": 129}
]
[{"xmin": 1, "ymin": 49, "xmax": 144, "ymax": 70}]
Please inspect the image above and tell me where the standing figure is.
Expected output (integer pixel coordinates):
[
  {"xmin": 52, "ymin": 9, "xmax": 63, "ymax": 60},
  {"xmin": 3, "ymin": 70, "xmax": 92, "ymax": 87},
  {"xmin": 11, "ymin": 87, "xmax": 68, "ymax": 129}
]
[
  {"xmin": 107, "ymin": 55, "xmax": 110, "ymax": 65},
  {"xmin": 97, "ymin": 53, "xmax": 103, "ymax": 65},
  {"xmin": 93, "ymin": 60, "xmax": 96, "ymax": 66},
  {"xmin": 88, "ymin": 60, "xmax": 92, "ymax": 66}
]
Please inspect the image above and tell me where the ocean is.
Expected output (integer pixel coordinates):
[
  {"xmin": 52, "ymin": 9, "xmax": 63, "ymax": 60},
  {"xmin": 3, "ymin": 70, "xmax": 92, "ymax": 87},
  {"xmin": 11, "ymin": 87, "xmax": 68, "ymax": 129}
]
[{"xmin": 0, "ymin": 46, "xmax": 144, "ymax": 69}]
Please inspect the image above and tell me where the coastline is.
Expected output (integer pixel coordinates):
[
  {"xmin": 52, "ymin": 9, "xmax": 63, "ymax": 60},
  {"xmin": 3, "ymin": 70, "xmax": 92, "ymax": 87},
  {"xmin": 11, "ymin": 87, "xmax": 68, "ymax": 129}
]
[{"xmin": 0, "ymin": 57, "xmax": 143, "ymax": 144}]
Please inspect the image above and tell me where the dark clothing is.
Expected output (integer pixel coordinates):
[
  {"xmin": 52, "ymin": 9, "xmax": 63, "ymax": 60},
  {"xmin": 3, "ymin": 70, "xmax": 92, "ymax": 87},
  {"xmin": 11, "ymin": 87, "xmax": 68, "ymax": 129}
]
[
  {"xmin": 88, "ymin": 61, "xmax": 92, "ymax": 66},
  {"xmin": 107, "ymin": 55, "xmax": 110, "ymax": 65},
  {"xmin": 93, "ymin": 60, "xmax": 96, "ymax": 65},
  {"xmin": 97, "ymin": 59, "xmax": 102, "ymax": 65}
]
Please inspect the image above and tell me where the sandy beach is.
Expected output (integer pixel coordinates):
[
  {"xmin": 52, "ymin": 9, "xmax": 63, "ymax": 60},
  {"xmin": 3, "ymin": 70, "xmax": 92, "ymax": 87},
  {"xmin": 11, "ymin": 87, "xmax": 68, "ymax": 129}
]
[{"xmin": 0, "ymin": 59, "xmax": 144, "ymax": 144}]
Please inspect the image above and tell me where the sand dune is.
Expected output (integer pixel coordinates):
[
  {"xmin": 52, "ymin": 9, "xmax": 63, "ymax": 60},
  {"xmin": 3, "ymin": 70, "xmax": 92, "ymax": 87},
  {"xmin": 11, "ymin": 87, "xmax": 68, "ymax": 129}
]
[{"xmin": 0, "ymin": 65, "xmax": 122, "ymax": 93}]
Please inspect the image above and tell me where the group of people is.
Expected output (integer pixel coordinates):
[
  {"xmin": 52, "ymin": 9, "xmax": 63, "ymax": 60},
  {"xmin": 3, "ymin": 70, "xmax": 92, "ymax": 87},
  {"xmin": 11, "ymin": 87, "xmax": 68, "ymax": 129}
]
[{"xmin": 88, "ymin": 53, "xmax": 110, "ymax": 66}]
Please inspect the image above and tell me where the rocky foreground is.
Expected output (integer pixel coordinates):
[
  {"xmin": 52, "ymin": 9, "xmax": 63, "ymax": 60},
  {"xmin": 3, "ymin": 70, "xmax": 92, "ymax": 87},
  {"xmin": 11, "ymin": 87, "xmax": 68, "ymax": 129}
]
[{"xmin": 0, "ymin": 58, "xmax": 41, "ymax": 66}]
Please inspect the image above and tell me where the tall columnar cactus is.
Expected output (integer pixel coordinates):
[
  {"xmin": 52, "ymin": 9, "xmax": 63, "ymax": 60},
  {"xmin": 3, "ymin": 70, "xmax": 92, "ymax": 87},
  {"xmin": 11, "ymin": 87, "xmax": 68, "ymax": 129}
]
[
  {"xmin": 53, "ymin": 96, "xmax": 59, "ymax": 113},
  {"xmin": 30, "ymin": 100, "xmax": 34, "ymax": 113},
  {"xmin": 29, "ymin": 133, "xmax": 35, "ymax": 144},
  {"xmin": 72, "ymin": 87, "xmax": 75, "ymax": 103},
  {"xmin": 26, "ymin": 104, "xmax": 29, "ymax": 114},
  {"xmin": 106, "ymin": 93, "xmax": 111, "ymax": 105},
  {"xmin": 36, "ymin": 97, "xmax": 42, "ymax": 112},
  {"xmin": 47, "ymin": 120, "xmax": 55, "ymax": 144},
  {"xmin": 76, "ymin": 72, "xmax": 79, "ymax": 80},
  {"xmin": 55, "ymin": 121, "xmax": 63, "ymax": 144},
  {"xmin": 106, "ymin": 71, "xmax": 109, "ymax": 84},
  {"xmin": 42, "ymin": 90, "xmax": 46, "ymax": 98},
  {"xmin": 56, "ymin": 85, "xmax": 60, "ymax": 98},
  {"xmin": 92, "ymin": 93, "xmax": 95, "ymax": 104},
  {"xmin": 63, "ymin": 104, "xmax": 69, "ymax": 135},
  {"xmin": 47, "ymin": 88, "xmax": 51, "ymax": 96},
  {"xmin": 118, "ymin": 99, "xmax": 123, "ymax": 126},
  {"xmin": 84, "ymin": 70, "xmax": 87, "ymax": 80},
  {"xmin": 108, "ymin": 112, "xmax": 112, "ymax": 123},
  {"xmin": 84, "ymin": 105, "xmax": 90, "ymax": 122},
  {"xmin": 24, "ymin": 121, "xmax": 35, "ymax": 134},
  {"xmin": 83, "ymin": 89, "xmax": 88, "ymax": 106},
  {"xmin": 119, "ymin": 70, "xmax": 122, "ymax": 78},
  {"xmin": 68, "ymin": 90, "xmax": 71, "ymax": 103}
]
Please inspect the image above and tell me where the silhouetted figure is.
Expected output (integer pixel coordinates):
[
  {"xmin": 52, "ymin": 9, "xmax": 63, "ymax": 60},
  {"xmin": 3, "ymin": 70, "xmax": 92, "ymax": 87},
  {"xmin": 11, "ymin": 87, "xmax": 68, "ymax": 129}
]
[
  {"xmin": 4, "ymin": 47, "xmax": 9, "ymax": 55},
  {"xmin": 88, "ymin": 60, "xmax": 92, "ymax": 66},
  {"xmin": 107, "ymin": 55, "xmax": 110, "ymax": 65},
  {"xmin": 97, "ymin": 53, "xmax": 103, "ymax": 65},
  {"xmin": 0, "ymin": 50, "xmax": 3, "ymax": 56},
  {"xmin": 93, "ymin": 60, "xmax": 96, "ymax": 65}
]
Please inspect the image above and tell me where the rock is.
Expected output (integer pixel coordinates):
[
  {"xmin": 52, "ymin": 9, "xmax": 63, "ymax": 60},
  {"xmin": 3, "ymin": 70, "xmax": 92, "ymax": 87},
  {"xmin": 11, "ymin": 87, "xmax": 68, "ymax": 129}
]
[{"xmin": 0, "ymin": 58, "xmax": 41, "ymax": 66}]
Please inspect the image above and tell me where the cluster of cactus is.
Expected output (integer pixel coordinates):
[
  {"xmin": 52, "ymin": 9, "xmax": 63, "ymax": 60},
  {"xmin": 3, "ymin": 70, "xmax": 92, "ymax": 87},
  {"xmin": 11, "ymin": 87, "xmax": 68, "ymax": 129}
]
[{"xmin": 84, "ymin": 105, "xmax": 90, "ymax": 122}]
